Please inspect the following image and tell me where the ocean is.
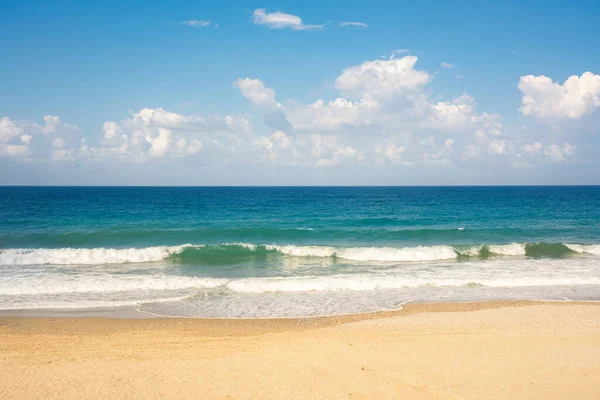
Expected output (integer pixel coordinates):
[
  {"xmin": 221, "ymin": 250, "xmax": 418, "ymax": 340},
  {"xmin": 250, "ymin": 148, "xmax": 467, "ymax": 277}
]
[{"xmin": 1, "ymin": 186, "xmax": 599, "ymax": 318}]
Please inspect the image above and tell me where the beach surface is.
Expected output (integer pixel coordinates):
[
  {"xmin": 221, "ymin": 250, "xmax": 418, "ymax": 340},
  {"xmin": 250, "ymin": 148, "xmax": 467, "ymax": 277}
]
[{"xmin": 1, "ymin": 301, "xmax": 599, "ymax": 400}]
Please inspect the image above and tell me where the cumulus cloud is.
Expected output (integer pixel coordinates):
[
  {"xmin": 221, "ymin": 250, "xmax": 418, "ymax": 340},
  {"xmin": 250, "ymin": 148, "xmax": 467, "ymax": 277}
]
[
  {"xmin": 231, "ymin": 54, "xmax": 585, "ymax": 168},
  {"xmin": 375, "ymin": 142, "xmax": 406, "ymax": 163},
  {"xmin": 0, "ymin": 117, "xmax": 31, "ymax": 158},
  {"xmin": 440, "ymin": 62, "xmax": 454, "ymax": 69},
  {"xmin": 334, "ymin": 56, "xmax": 431, "ymax": 102},
  {"xmin": 428, "ymin": 94, "xmax": 476, "ymax": 131},
  {"xmin": 544, "ymin": 143, "xmax": 575, "ymax": 161},
  {"xmin": 286, "ymin": 97, "xmax": 376, "ymax": 132},
  {"xmin": 523, "ymin": 141, "xmax": 544, "ymax": 155},
  {"xmin": 340, "ymin": 21, "xmax": 368, "ymax": 28},
  {"xmin": 233, "ymin": 55, "xmax": 525, "ymax": 168},
  {"xmin": 488, "ymin": 139, "xmax": 511, "ymax": 155},
  {"xmin": 252, "ymin": 9, "xmax": 325, "ymax": 31},
  {"xmin": 251, "ymin": 131, "xmax": 364, "ymax": 167},
  {"xmin": 0, "ymin": 144, "xmax": 30, "ymax": 157},
  {"xmin": 0, "ymin": 117, "xmax": 25, "ymax": 143},
  {"xmin": 519, "ymin": 72, "xmax": 600, "ymax": 121},
  {"xmin": 99, "ymin": 108, "xmax": 251, "ymax": 160},
  {"xmin": 0, "ymin": 115, "xmax": 83, "ymax": 160},
  {"xmin": 254, "ymin": 131, "xmax": 292, "ymax": 162},
  {"xmin": 234, "ymin": 78, "xmax": 282, "ymax": 111},
  {"xmin": 102, "ymin": 122, "xmax": 121, "ymax": 140},
  {"xmin": 3, "ymin": 53, "xmax": 588, "ymax": 171},
  {"xmin": 521, "ymin": 141, "xmax": 575, "ymax": 162},
  {"xmin": 233, "ymin": 78, "xmax": 290, "ymax": 130}
]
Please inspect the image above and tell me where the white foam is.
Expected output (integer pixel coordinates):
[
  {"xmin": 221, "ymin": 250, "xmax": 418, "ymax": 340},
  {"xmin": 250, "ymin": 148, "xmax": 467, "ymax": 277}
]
[
  {"xmin": 456, "ymin": 245, "xmax": 483, "ymax": 256},
  {"xmin": 3, "ymin": 272, "xmax": 600, "ymax": 298},
  {"xmin": 0, "ymin": 275, "xmax": 226, "ymax": 296},
  {"xmin": 0, "ymin": 245, "xmax": 197, "ymax": 266},
  {"xmin": 265, "ymin": 244, "xmax": 458, "ymax": 262},
  {"xmin": 7, "ymin": 272, "xmax": 598, "ymax": 297},
  {"xmin": 565, "ymin": 244, "xmax": 600, "ymax": 255},
  {"xmin": 487, "ymin": 243, "xmax": 527, "ymax": 256},
  {"xmin": 265, "ymin": 244, "xmax": 338, "ymax": 258},
  {"xmin": 226, "ymin": 274, "xmax": 600, "ymax": 293}
]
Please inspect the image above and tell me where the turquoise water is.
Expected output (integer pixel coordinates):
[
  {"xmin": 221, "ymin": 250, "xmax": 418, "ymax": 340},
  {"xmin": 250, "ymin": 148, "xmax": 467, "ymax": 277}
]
[{"xmin": 1, "ymin": 186, "xmax": 600, "ymax": 317}]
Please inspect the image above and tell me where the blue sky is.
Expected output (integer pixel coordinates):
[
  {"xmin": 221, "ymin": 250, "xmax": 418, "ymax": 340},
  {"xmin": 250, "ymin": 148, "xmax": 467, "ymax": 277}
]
[{"xmin": 1, "ymin": 0, "xmax": 599, "ymax": 185}]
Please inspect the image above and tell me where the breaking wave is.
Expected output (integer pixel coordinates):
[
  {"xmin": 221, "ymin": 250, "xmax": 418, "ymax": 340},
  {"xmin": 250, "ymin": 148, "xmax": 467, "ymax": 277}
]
[
  {"xmin": 0, "ymin": 245, "xmax": 199, "ymax": 265},
  {"xmin": 1, "ymin": 242, "xmax": 599, "ymax": 266}
]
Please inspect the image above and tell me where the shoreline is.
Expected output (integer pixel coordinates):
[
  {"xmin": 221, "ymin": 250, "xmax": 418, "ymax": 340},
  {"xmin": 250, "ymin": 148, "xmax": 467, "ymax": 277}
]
[{"xmin": 2, "ymin": 299, "xmax": 598, "ymax": 334}]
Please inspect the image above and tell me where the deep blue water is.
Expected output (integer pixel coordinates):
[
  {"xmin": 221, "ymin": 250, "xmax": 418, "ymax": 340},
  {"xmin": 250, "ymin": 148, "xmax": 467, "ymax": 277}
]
[{"xmin": 2, "ymin": 186, "xmax": 600, "ymax": 248}]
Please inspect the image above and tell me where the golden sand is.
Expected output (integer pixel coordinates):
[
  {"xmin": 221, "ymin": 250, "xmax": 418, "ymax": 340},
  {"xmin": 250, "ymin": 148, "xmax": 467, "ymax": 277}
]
[{"xmin": 1, "ymin": 301, "xmax": 599, "ymax": 399}]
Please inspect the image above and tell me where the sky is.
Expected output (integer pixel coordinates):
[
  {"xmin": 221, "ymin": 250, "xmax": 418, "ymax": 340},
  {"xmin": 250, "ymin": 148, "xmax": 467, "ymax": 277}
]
[{"xmin": 1, "ymin": 0, "xmax": 599, "ymax": 185}]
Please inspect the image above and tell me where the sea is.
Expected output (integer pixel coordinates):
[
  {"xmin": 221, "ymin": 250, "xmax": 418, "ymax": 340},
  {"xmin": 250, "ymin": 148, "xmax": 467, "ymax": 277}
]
[{"xmin": 1, "ymin": 186, "xmax": 599, "ymax": 318}]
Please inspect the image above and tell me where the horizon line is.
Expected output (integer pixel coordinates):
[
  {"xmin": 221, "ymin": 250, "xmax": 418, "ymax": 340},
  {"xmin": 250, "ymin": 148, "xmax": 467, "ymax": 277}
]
[{"xmin": 1, "ymin": 185, "xmax": 600, "ymax": 188}]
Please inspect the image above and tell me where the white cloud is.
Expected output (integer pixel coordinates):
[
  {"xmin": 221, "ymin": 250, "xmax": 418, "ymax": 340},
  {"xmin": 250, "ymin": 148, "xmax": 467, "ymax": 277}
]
[
  {"xmin": 544, "ymin": 143, "xmax": 575, "ymax": 161},
  {"xmin": 234, "ymin": 78, "xmax": 282, "ymax": 111},
  {"xmin": 0, "ymin": 115, "xmax": 82, "ymax": 160},
  {"xmin": 233, "ymin": 78, "xmax": 289, "ymax": 130},
  {"xmin": 286, "ymin": 97, "xmax": 376, "ymax": 132},
  {"xmin": 521, "ymin": 141, "xmax": 576, "ymax": 162},
  {"xmin": 255, "ymin": 131, "xmax": 292, "ymax": 162},
  {"xmin": 52, "ymin": 137, "xmax": 66, "ymax": 149},
  {"xmin": 102, "ymin": 122, "xmax": 121, "ymax": 140},
  {"xmin": 0, "ymin": 117, "xmax": 25, "ymax": 143},
  {"xmin": 20, "ymin": 134, "xmax": 32, "ymax": 144},
  {"xmin": 428, "ymin": 94, "xmax": 475, "ymax": 131},
  {"xmin": 99, "ymin": 108, "xmax": 249, "ymax": 160},
  {"xmin": 423, "ymin": 139, "xmax": 454, "ymax": 166},
  {"xmin": 523, "ymin": 141, "xmax": 543, "ymax": 155},
  {"xmin": 233, "ymin": 54, "xmax": 579, "ymax": 168},
  {"xmin": 489, "ymin": 139, "xmax": 511, "ymax": 155},
  {"xmin": 42, "ymin": 115, "xmax": 79, "ymax": 135},
  {"xmin": 340, "ymin": 21, "xmax": 368, "ymax": 28},
  {"xmin": 146, "ymin": 128, "xmax": 172, "ymax": 158},
  {"xmin": 252, "ymin": 9, "xmax": 324, "ymax": 31},
  {"xmin": 519, "ymin": 72, "xmax": 600, "ymax": 121},
  {"xmin": 317, "ymin": 145, "xmax": 364, "ymax": 167},
  {"xmin": 375, "ymin": 142, "xmax": 405, "ymax": 163},
  {"xmin": 334, "ymin": 56, "xmax": 431, "ymax": 102},
  {"xmin": 440, "ymin": 62, "xmax": 454, "ymax": 69},
  {"xmin": 3, "ymin": 53, "xmax": 588, "ymax": 172},
  {"xmin": 181, "ymin": 20, "xmax": 217, "ymax": 28},
  {"xmin": 0, "ymin": 144, "xmax": 29, "ymax": 157}
]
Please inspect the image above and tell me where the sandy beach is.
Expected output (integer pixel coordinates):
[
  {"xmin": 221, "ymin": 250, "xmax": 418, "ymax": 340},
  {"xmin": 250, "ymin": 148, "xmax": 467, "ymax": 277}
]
[{"xmin": 1, "ymin": 301, "xmax": 599, "ymax": 399}]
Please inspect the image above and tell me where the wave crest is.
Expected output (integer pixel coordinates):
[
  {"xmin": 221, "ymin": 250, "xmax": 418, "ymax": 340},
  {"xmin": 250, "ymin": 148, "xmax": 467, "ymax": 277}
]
[
  {"xmin": 565, "ymin": 244, "xmax": 600, "ymax": 255},
  {"xmin": 264, "ymin": 244, "xmax": 458, "ymax": 261},
  {"xmin": 1, "ymin": 241, "xmax": 599, "ymax": 266},
  {"xmin": 0, "ymin": 245, "xmax": 198, "ymax": 266}
]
